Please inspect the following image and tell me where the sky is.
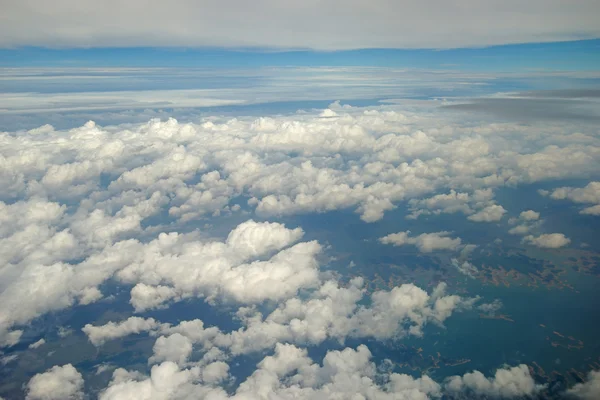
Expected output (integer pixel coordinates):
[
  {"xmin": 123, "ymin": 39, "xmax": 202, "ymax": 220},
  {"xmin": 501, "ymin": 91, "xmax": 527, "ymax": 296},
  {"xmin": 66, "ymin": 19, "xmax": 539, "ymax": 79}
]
[
  {"xmin": 1, "ymin": 2, "xmax": 600, "ymax": 400},
  {"xmin": 0, "ymin": 40, "xmax": 599, "ymax": 71},
  {"xmin": 1, "ymin": 0, "xmax": 600, "ymax": 50}
]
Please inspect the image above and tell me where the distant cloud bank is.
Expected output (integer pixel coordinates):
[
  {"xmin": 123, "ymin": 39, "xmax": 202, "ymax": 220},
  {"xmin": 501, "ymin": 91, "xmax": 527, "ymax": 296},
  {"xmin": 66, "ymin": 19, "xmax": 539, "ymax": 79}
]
[{"xmin": 1, "ymin": 0, "xmax": 599, "ymax": 49}]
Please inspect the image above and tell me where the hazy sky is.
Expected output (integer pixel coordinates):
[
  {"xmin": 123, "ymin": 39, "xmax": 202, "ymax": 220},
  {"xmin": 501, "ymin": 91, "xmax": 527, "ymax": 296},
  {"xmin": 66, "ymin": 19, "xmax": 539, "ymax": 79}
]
[{"xmin": 1, "ymin": 0, "xmax": 600, "ymax": 50}]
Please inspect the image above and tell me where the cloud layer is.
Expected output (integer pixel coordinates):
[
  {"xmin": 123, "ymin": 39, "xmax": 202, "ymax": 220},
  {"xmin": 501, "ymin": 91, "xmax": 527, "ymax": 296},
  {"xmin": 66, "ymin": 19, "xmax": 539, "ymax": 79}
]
[
  {"xmin": 1, "ymin": 99, "xmax": 597, "ymax": 398},
  {"xmin": 2, "ymin": 100, "xmax": 594, "ymax": 345},
  {"xmin": 1, "ymin": 1, "xmax": 600, "ymax": 49}
]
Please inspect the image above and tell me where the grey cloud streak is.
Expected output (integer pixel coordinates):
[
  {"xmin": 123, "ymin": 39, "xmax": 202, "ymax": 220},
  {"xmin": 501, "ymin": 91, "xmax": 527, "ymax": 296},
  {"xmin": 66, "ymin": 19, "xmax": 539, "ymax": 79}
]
[
  {"xmin": 1, "ymin": 0, "xmax": 599, "ymax": 49},
  {"xmin": 442, "ymin": 97, "xmax": 600, "ymax": 123}
]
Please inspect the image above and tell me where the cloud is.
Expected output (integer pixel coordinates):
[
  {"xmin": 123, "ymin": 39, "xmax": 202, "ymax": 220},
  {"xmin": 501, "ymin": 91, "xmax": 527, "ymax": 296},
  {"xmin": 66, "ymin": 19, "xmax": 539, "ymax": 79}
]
[
  {"xmin": 519, "ymin": 210, "xmax": 540, "ymax": 221},
  {"xmin": 0, "ymin": 100, "xmax": 598, "ymax": 398},
  {"xmin": 508, "ymin": 224, "xmax": 532, "ymax": 235},
  {"xmin": 550, "ymin": 182, "xmax": 600, "ymax": 203},
  {"xmin": 149, "ymin": 333, "xmax": 194, "ymax": 367},
  {"xmin": 130, "ymin": 284, "xmax": 179, "ymax": 313},
  {"xmin": 380, "ymin": 231, "xmax": 463, "ymax": 253},
  {"xmin": 1, "ymin": 1, "xmax": 600, "ymax": 49},
  {"xmin": 82, "ymin": 317, "xmax": 161, "ymax": 346},
  {"xmin": 28, "ymin": 338, "xmax": 45, "ymax": 349},
  {"xmin": 514, "ymin": 89, "xmax": 600, "ymax": 99},
  {"xmin": 97, "ymin": 340, "xmax": 550, "ymax": 400},
  {"xmin": 467, "ymin": 204, "xmax": 507, "ymax": 222},
  {"xmin": 581, "ymin": 204, "xmax": 600, "ymax": 215},
  {"xmin": 1, "ymin": 354, "xmax": 18, "ymax": 366},
  {"xmin": 548, "ymin": 182, "xmax": 600, "ymax": 215},
  {"xmin": 26, "ymin": 364, "xmax": 84, "ymax": 400},
  {"xmin": 99, "ymin": 344, "xmax": 444, "ymax": 400},
  {"xmin": 407, "ymin": 188, "xmax": 503, "ymax": 223},
  {"xmin": 508, "ymin": 209, "xmax": 542, "ymax": 235},
  {"xmin": 451, "ymin": 259, "xmax": 479, "ymax": 278},
  {"xmin": 85, "ymin": 280, "xmax": 479, "ymax": 356},
  {"xmin": 478, "ymin": 299, "xmax": 503, "ymax": 316},
  {"xmin": 0, "ymin": 216, "xmax": 315, "ymax": 345},
  {"xmin": 442, "ymin": 97, "xmax": 600, "ymax": 123},
  {"xmin": 523, "ymin": 233, "xmax": 571, "ymax": 248},
  {"xmin": 445, "ymin": 364, "xmax": 545, "ymax": 398},
  {"xmin": 567, "ymin": 370, "xmax": 600, "ymax": 399},
  {"xmin": 115, "ymin": 220, "xmax": 321, "ymax": 307}
]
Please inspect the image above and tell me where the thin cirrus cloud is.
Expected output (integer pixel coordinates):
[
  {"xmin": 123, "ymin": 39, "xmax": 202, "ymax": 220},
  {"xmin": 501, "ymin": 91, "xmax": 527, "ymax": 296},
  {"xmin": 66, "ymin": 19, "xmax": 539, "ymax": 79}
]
[{"xmin": 1, "ymin": 0, "xmax": 599, "ymax": 50}]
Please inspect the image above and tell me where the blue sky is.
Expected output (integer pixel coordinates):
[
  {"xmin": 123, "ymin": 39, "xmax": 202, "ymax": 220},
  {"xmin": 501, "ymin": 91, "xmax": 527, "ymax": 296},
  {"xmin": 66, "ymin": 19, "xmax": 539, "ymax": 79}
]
[{"xmin": 2, "ymin": 40, "xmax": 600, "ymax": 71}]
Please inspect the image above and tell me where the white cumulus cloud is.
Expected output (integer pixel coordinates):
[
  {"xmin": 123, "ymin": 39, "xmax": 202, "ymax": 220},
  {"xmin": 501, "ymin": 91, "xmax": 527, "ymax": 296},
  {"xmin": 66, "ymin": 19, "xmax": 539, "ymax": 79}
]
[
  {"xmin": 567, "ymin": 370, "xmax": 600, "ymax": 399},
  {"xmin": 380, "ymin": 231, "xmax": 463, "ymax": 253},
  {"xmin": 445, "ymin": 364, "xmax": 545, "ymax": 398},
  {"xmin": 26, "ymin": 364, "xmax": 84, "ymax": 400},
  {"xmin": 523, "ymin": 233, "xmax": 571, "ymax": 248}
]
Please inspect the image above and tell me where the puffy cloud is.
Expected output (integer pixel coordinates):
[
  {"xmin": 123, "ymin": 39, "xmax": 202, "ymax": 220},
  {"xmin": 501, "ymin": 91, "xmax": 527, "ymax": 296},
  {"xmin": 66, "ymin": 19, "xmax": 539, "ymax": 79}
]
[
  {"xmin": 100, "ymin": 344, "xmax": 443, "ymax": 400},
  {"xmin": 508, "ymin": 224, "xmax": 532, "ymax": 235},
  {"xmin": 380, "ymin": 231, "xmax": 463, "ymax": 253},
  {"xmin": 445, "ymin": 364, "xmax": 544, "ymax": 398},
  {"xmin": 149, "ymin": 334, "xmax": 193, "ymax": 366},
  {"xmin": 84, "ymin": 280, "xmax": 478, "ymax": 357},
  {"xmin": 523, "ymin": 233, "xmax": 571, "ymax": 248},
  {"xmin": 467, "ymin": 204, "xmax": 507, "ymax": 222},
  {"xmin": 116, "ymin": 220, "xmax": 320, "ymax": 307},
  {"xmin": 157, "ymin": 319, "xmax": 221, "ymax": 350},
  {"xmin": 508, "ymin": 209, "xmax": 543, "ymax": 235},
  {"xmin": 581, "ymin": 204, "xmax": 600, "ymax": 215},
  {"xmin": 407, "ymin": 188, "xmax": 501, "ymax": 222},
  {"xmin": 550, "ymin": 182, "xmax": 600, "ymax": 204},
  {"xmin": 2, "ymin": 103, "xmax": 599, "ymax": 237},
  {"xmin": 82, "ymin": 317, "xmax": 161, "ymax": 346},
  {"xmin": 519, "ymin": 210, "xmax": 540, "ymax": 221},
  {"xmin": 567, "ymin": 370, "xmax": 600, "ymax": 399},
  {"xmin": 200, "ymin": 362, "xmax": 230, "ymax": 385},
  {"xmin": 407, "ymin": 189, "xmax": 475, "ymax": 218},
  {"xmin": 26, "ymin": 364, "xmax": 84, "ymax": 400},
  {"xmin": 99, "ymin": 361, "xmax": 215, "ymax": 400},
  {"xmin": 224, "ymin": 220, "xmax": 304, "ymax": 260},
  {"xmin": 0, "ymin": 262, "xmax": 79, "ymax": 346},
  {"xmin": 97, "ymin": 340, "xmax": 551, "ymax": 400},
  {"xmin": 0, "ymin": 218, "xmax": 315, "ymax": 346},
  {"xmin": 548, "ymin": 182, "xmax": 600, "ymax": 215},
  {"xmin": 1, "ymin": 100, "xmax": 598, "ymax": 399},
  {"xmin": 217, "ymin": 280, "xmax": 478, "ymax": 354},
  {"xmin": 130, "ymin": 284, "xmax": 179, "ymax": 313}
]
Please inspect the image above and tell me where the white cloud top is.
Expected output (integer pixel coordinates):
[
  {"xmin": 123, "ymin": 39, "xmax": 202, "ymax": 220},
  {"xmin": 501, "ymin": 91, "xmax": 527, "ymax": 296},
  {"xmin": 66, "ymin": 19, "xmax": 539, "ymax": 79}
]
[
  {"xmin": 0, "ymin": 100, "xmax": 597, "ymax": 398},
  {"xmin": 519, "ymin": 210, "xmax": 540, "ymax": 221},
  {"xmin": 380, "ymin": 231, "xmax": 463, "ymax": 253},
  {"xmin": 548, "ymin": 182, "xmax": 600, "ymax": 215},
  {"xmin": 523, "ymin": 233, "xmax": 571, "ymax": 249},
  {"xmin": 82, "ymin": 317, "xmax": 162, "ymax": 347},
  {"xmin": 26, "ymin": 364, "xmax": 84, "ymax": 400},
  {"xmin": 568, "ymin": 370, "xmax": 600, "ymax": 399},
  {"xmin": 2, "ymin": 102, "xmax": 598, "ymax": 346},
  {"xmin": 445, "ymin": 364, "xmax": 545, "ymax": 398},
  {"xmin": 84, "ymin": 280, "xmax": 479, "ymax": 354}
]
